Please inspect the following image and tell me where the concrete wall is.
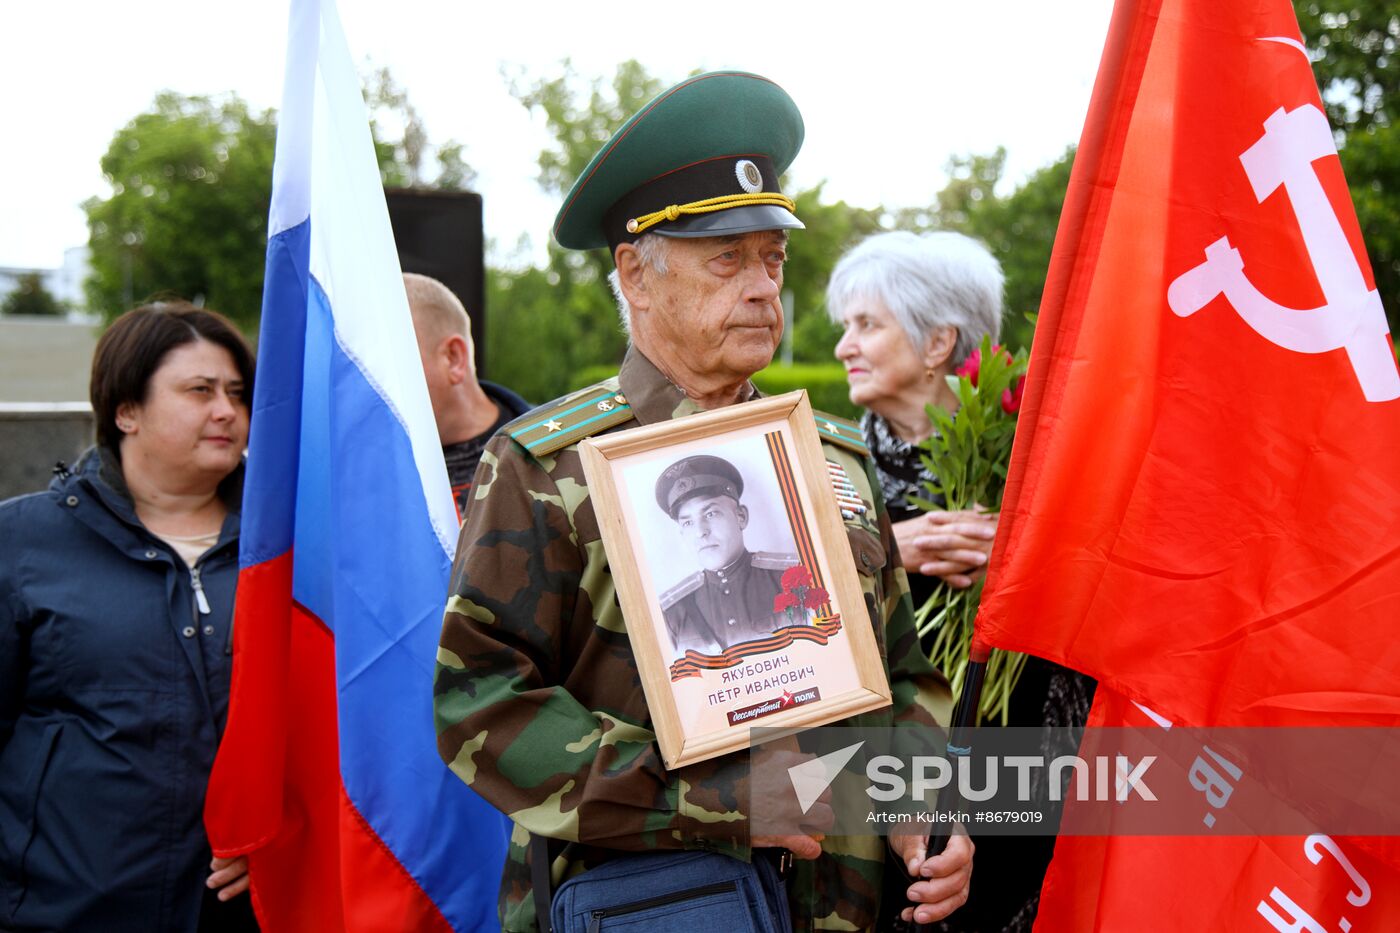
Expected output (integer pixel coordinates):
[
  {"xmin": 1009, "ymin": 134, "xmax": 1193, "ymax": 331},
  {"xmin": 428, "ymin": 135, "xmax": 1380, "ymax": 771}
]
[
  {"xmin": 0, "ymin": 315, "xmax": 98, "ymax": 402},
  {"xmin": 0, "ymin": 404, "xmax": 94, "ymax": 501}
]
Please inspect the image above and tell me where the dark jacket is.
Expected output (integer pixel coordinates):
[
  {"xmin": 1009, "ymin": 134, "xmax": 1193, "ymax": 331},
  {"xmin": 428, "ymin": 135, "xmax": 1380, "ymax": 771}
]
[
  {"xmin": 481, "ymin": 379, "xmax": 532, "ymax": 423},
  {"xmin": 660, "ymin": 550, "xmax": 799, "ymax": 656},
  {"xmin": 0, "ymin": 449, "xmax": 242, "ymax": 932},
  {"xmin": 443, "ymin": 380, "xmax": 534, "ymax": 519}
]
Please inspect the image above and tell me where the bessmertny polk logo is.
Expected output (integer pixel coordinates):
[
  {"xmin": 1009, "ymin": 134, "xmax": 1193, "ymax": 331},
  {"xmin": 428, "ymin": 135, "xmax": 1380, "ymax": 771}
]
[{"xmin": 1167, "ymin": 100, "xmax": 1400, "ymax": 403}]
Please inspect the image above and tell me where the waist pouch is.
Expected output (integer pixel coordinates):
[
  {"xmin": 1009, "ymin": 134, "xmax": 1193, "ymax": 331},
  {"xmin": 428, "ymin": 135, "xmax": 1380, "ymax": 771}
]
[{"xmin": 548, "ymin": 849, "xmax": 791, "ymax": 933}]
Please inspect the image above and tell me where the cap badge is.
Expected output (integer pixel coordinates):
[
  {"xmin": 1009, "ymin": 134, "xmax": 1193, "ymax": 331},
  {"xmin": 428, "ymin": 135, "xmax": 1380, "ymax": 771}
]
[{"xmin": 735, "ymin": 159, "xmax": 764, "ymax": 194}]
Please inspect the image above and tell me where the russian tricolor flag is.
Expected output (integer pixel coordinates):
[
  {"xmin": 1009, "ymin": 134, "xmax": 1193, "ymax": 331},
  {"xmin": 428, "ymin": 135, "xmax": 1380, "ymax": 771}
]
[{"xmin": 204, "ymin": 0, "xmax": 509, "ymax": 929}]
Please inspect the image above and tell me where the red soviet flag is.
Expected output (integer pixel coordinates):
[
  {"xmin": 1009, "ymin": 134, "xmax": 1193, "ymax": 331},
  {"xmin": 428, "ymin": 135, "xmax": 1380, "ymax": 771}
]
[
  {"xmin": 972, "ymin": 1, "xmax": 1400, "ymax": 927},
  {"xmin": 975, "ymin": 0, "xmax": 1400, "ymax": 729},
  {"xmin": 1034, "ymin": 690, "xmax": 1400, "ymax": 931}
]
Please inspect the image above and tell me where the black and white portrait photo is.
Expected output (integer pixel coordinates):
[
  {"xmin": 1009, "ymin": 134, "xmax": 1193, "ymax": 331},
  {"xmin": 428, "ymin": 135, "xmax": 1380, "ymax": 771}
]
[{"xmin": 625, "ymin": 434, "xmax": 802, "ymax": 659}]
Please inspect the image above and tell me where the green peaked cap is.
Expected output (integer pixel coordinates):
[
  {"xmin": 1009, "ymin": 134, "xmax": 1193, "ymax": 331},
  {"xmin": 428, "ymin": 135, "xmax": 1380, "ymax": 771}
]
[{"xmin": 553, "ymin": 71, "xmax": 805, "ymax": 251}]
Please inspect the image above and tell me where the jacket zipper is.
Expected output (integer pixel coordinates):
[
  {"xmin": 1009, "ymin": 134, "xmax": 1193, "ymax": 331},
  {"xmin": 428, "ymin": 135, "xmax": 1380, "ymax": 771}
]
[
  {"xmin": 190, "ymin": 567, "xmax": 212, "ymax": 615},
  {"xmin": 191, "ymin": 560, "xmax": 235, "ymax": 652},
  {"xmin": 586, "ymin": 880, "xmax": 737, "ymax": 933},
  {"xmin": 198, "ymin": 542, "xmax": 239, "ymax": 655}
]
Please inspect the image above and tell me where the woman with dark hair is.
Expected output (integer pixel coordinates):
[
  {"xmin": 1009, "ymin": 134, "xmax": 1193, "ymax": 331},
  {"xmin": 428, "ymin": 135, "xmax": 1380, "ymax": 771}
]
[{"xmin": 0, "ymin": 302, "xmax": 259, "ymax": 932}]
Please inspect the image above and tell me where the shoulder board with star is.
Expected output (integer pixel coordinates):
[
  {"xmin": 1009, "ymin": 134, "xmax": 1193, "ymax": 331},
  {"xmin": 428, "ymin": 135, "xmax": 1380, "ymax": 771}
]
[
  {"xmin": 751, "ymin": 551, "xmax": 800, "ymax": 571},
  {"xmin": 659, "ymin": 571, "xmax": 704, "ymax": 610},
  {"xmin": 811, "ymin": 409, "xmax": 869, "ymax": 456},
  {"xmin": 506, "ymin": 381, "xmax": 636, "ymax": 456}
]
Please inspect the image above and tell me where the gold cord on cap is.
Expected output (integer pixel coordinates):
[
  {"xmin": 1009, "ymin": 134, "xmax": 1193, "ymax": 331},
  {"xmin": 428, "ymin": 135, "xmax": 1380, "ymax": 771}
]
[{"xmin": 628, "ymin": 192, "xmax": 798, "ymax": 236}]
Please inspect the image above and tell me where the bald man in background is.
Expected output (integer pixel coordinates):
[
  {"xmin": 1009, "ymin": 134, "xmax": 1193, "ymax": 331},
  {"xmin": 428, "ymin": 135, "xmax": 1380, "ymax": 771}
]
[{"xmin": 405, "ymin": 273, "xmax": 531, "ymax": 519}]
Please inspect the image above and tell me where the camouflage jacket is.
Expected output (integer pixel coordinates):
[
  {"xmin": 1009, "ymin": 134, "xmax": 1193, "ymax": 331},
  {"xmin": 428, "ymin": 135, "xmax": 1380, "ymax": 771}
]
[{"xmin": 434, "ymin": 348, "xmax": 952, "ymax": 931}]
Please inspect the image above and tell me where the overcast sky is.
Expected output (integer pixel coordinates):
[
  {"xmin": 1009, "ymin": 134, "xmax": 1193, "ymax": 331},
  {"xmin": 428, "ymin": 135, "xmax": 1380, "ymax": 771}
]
[{"xmin": 0, "ymin": 0, "xmax": 1116, "ymax": 271}]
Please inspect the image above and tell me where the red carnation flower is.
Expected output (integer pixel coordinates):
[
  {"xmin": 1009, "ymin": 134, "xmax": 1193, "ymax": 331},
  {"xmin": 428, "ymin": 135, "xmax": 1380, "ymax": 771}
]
[
  {"xmin": 773, "ymin": 592, "xmax": 798, "ymax": 613},
  {"xmin": 802, "ymin": 587, "xmax": 829, "ymax": 610},
  {"xmin": 954, "ymin": 345, "xmax": 1009, "ymax": 388},
  {"xmin": 954, "ymin": 349, "xmax": 982, "ymax": 385},
  {"xmin": 781, "ymin": 565, "xmax": 813, "ymax": 590},
  {"xmin": 1001, "ymin": 376, "xmax": 1026, "ymax": 415}
]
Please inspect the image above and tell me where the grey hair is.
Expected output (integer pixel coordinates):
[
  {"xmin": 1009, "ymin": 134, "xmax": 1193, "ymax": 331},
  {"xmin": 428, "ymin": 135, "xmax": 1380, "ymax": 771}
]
[
  {"xmin": 825, "ymin": 230, "xmax": 1004, "ymax": 366},
  {"xmin": 607, "ymin": 233, "xmax": 671, "ymax": 337}
]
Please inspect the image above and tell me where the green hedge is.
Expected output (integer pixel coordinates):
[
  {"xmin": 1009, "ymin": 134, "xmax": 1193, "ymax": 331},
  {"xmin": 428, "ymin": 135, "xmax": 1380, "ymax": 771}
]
[
  {"xmin": 574, "ymin": 364, "xmax": 620, "ymax": 389},
  {"xmin": 753, "ymin": 364, "xmax": 858, "ymax": 419},
  {"xmin": 572, "ymin": 362, "xmax": 857, "ymax": 419}
]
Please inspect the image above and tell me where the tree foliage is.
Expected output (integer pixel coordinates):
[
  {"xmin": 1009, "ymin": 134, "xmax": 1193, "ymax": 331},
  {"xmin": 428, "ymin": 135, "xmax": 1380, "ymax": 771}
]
[
  {"xmin": 1297, "ymin": 0, "xmax": 1400, "ymax": 335},
  {"xmin": 364, "ymin": 66, "xmax": 475, "ymax": 190},
  {"xmin": 84, "ymin": 74, "xmax": 471, "ymax": 328},
  {"xmin": 508, "ymin": 59, "xmax": 665, "ymax": 200},
  {"xmin": 1298, "ymin": 0, "xmax": 1398, "ymax": 132},
  {"xmin": 782, "ymin": 187, "xmax": 884, "ymax": 362},
  {"xmin": 484, "ymin": 257, "xmax": 621, "ymax": 402},
  {"xmin": 784, "ymin": 149, "xmax": 1074, "ymax": 361},
  {"xmin": 1341, "ymin": 120, "xmax": 1400, "ymax": 331},
  {"xmin": 84, "ymin": 93, "xmax": 277, "ymax": 327},
  {"xmin": 483, "ymin": 59, "xmax": 1077, "ymax": 403},
  {"xmin": 937, "ymin": 148, "xmax": 1074, "ymax": 352},
  {"xmin": 1, "ymin": 272, "xmax": 65, "ymax": 317},
  {"xmin": 486, "ymin": 61, "xmax": 666, "ymax": 401},
  {"xmin": 874, "ymin": 147, "xmax": 1072, "ymax": 353},
  {"xmin": 505, "ymin": 59, "xmax": 665, "ymax": 287}
]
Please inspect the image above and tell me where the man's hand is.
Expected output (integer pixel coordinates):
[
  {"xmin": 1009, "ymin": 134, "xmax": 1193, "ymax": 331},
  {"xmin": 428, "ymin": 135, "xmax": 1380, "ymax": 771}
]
[
  {"xmin": 749, "ymin": 747, "xmax": 836, "ymax": 860},
  {"xmin": 888, "ymin": 830, "xmax": 974, "ymax": 925},
  {"xmin": 750, "ymin": 832, "xmax": 826, "ymax": 860},
  {"xmin": 208, "ymin": 855, "xmax": 250, "ymax": 902},
  {"xmin": 892, "ymin": 510, "xmax": 997, "ymax": 589}
]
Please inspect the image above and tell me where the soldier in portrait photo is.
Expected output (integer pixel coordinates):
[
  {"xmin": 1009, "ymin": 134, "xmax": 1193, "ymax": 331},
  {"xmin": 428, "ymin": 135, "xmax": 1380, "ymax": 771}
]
[{"xmin": 654, "ymin": 454, "xmax": 800, "ymax": 657}]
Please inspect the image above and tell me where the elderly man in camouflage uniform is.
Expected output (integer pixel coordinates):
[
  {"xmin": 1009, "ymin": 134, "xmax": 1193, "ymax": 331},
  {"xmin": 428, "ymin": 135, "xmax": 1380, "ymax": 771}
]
[{"xmin": 434, "ymin": 71, "xmax": 973, "ymax": 931}]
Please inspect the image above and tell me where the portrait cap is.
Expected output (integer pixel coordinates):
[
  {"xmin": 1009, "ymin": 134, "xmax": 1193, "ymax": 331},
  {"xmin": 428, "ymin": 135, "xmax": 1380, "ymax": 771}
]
[
  {"xmin": 655, "ymin": 454, "xmax": 745, "ymax": 519},
  {"xmin": 553, "ymin": 71, "xmax": 805, "ymax": 252}
]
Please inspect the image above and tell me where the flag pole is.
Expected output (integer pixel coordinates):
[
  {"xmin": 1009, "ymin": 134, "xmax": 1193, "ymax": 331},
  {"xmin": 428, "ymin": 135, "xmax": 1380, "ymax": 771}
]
[{"xmin": 911, "ymin": 638, "xmax": 990, "ymax": 933}]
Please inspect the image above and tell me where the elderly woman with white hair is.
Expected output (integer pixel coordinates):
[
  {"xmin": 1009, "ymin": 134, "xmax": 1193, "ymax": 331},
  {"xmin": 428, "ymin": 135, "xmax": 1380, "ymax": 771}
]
[
  {"xmin": 829, "ymin": 231, "xmax": 1086, "ymax": 932},
  {"xmin": 828, "ymin": 230, "xmax": 1004, "ymax": 597}
]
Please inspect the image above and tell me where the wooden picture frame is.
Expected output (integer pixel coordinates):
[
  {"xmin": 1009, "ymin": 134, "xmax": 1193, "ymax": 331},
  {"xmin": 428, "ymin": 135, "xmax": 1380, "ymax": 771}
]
[{"xmin": 580, "ymin": 391, "xmax": 892, "ymax": 769}]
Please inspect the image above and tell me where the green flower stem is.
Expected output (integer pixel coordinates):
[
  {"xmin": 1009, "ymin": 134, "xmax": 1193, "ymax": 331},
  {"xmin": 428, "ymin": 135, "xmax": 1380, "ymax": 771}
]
[{"xmin": 913, "ymin": 335, "xmax": 1032, "ymax": 724}]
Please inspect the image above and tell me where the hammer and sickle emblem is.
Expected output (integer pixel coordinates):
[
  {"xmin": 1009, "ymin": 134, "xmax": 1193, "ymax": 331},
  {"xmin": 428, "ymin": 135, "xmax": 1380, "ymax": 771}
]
[{"xmin": 1166, "ymin": 102, "xmax": 1399, "ymax": 402}]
